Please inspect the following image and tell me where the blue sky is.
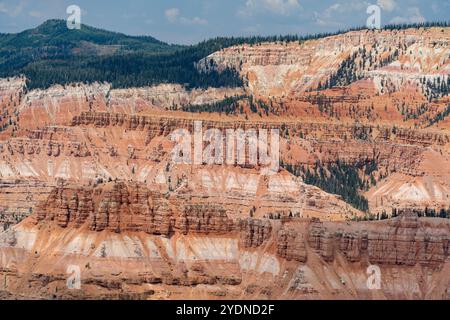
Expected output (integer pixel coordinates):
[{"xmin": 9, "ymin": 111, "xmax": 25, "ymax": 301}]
[{"xmin": 0, "ymin": 0, "xmax": 448, "ymax": 44}]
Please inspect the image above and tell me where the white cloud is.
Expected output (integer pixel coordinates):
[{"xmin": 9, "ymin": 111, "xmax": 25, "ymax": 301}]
[
  {"xmin": 165, "ymin": 8, "xmax": 180, "ymax": 23},
  {"xmin": 323, "ymin": 1, "xmax": 369, "ymax": 16},
  {"xmin": 0, "ymin": 1, "xmax": 26, "ymax": 17},
  {"xmin": 165, "ymin": 7, "xmax": 208, "ymax": 26},
  {"xmin": 238, "ymin": 0, "xmax": 302, "ymax": 17},
  {"xmin": 28, "ymin": 10, "xmax": 43, "ymax": 18},
  {"xmin": 315, "ymin": 1, "xmax": 369, "ymax": 26},
  {"xmin": 323, "ymin": 3, "xmax": 344, "ymax": 16},
  {"xmin": 377, "ymin": 0, "xmax": 396, "ymax": 12},
  {"xmin": 390, "ymin": 7, "xmax": 425, "ymax": 24},
  {"xmin": 183, "ymin": 16, "xmax": 208, "ymax": 26},
  {"xmin": 0, "ymin": 3, "xmax": 7, "ymax": 14}
]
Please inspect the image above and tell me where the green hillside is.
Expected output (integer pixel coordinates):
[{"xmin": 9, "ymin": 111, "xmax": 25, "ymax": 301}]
[{"xmin": 0, "ymin": 20, "xmax": 447, "ymax": 90}]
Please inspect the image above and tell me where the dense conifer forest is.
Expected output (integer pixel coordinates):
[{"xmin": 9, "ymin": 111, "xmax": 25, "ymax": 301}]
[
  {"xmin": 282, "ymin": 160, "xmax": 379, "ymax": 212},
  {"xmin": 0, "ymin": 20, "xmax": 447, "ymax": 90}
]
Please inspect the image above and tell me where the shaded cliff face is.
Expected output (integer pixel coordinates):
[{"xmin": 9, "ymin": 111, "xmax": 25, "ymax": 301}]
[{"xmin": 0, "ymin": 183, "xmax": 448, "ymax": 299}]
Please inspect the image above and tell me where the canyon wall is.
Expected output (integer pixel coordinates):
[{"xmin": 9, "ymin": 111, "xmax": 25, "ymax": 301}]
[
  {"xmin": 0, "ymin": 182, "xmax": 448, "ymax": 299},
  {"xmin": 1, "ymin": 27, "xmax": 450, "ymax": 300}
]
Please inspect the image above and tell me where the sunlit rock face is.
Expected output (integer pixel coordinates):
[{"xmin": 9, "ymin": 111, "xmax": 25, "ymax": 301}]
[
  {"xmin": 0, "ymin": 26, "xmax": 450, "ymax": 300},
  {"xmin": 199, "ymin": 27, "xmax": 450, "ymax": 98},
  {"xmin": 1, "ymin": 200, "xmax": 449, "ymax": 299}
]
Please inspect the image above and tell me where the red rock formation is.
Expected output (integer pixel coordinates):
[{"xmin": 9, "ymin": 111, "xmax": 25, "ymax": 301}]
[
  {"xmin": 1, "ymin": 26, "xmax": 450, "ymax": 300},
  {"xmin": 36, "ymin": 182, "xmax": 177, "ymax": 235},
  {"xmin": 237, "ymin": 218, "xmax": 272, "ymax": 248},
  {"xmin": 277, "ymin": 228, "xmax": 307, "ymax": 262},
  {"xmin": 1, "ymin": 194, "xmax": 449, "ymax": 299},
  {"xmin": 306, "ymin": 210, "xmax": 449, "ymax": 268},
  {"xmin": 34, "ymin": 183, "xmax": 449, "ymax": 270}
]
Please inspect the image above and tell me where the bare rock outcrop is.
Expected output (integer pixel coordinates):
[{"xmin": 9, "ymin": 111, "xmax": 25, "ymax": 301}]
[
  {"xmin": 277, "ymin": 228, "xmax": 307, "ymax": 262},
  {"xmin": 306, "ymin": 210, "xmax": 449, "ymax": 268}
]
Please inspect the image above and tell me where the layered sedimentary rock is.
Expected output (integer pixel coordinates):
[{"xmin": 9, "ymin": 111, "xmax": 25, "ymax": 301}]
[
  {"xmin": 198, "ymin": 27, "xmax": 450, "ymax": 97},
  {"xmin": 70, "ymin": 111, "xmax": 450, "ymax": 147},
  {"xmin": 0, "ymin": 185, "xmax": 448, "ymax": 299},
  {"xmin": 34, "ymin": 182, "xmax": 275, "ymax": 248},
  {"xmin": 33, "ymin": 182, "xmax": 449, "ymax": 269},
  {"xmin": 1, "ymin": 27, "xmax": 450, "ymax": 300},
  {"xmin": 277, "ymin": 228, "xmax": 307, "ymax": 262},
  {"xmin": 0, "ymin": 181, "xmax": 53, "ymax": 231},
  {"xmin": 366, "ymin": 149, "xmax": 450, "ymax": 212},
  {"xmin": 368, "ymin": 212, "xmax": 448, "ymax": 267},
  {"xmin": 1, "ymin": 95, "xmax": 449, "ymax": 227},
  {"xmin": 110, "ymin": 84, "xmax": 244, "ymax": 111},
  {"xmin": 35, "ymin": 182, "xmax": 173, "ymax": 234},
  {"xmin": 307, "ymin": 212, "xmax": 449, "ymax": 268},
  {"xmin": 30, "ymin": 183, "xmax": 450, "ymax": 270}
]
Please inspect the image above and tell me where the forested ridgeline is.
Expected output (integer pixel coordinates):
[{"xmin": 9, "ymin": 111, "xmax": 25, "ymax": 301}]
[
  {"xmin": 0, "ymin": 20, "xmax": 448, "ymax": 90},
  {"xmin": 368, "ymin": 207, "xmax": 450, "ymax": 221}
]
